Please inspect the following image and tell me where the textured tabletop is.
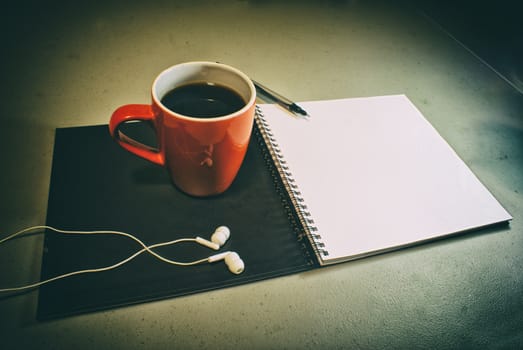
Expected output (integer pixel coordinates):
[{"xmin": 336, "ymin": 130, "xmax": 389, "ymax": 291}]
[{"xmin": 0, "ymin": 1, "xmax": 521, "ymax": 349}]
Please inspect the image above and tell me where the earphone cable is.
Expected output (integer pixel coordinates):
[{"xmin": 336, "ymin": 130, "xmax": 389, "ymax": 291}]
[{"xmin": 0, "ymin": 225, "xmax": 212, "ymax": 293}]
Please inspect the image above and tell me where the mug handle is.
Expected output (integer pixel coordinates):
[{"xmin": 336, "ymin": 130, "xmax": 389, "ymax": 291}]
[{"xmin": 109, "ymin": 104, "xmax": 165, "ymax": 166}]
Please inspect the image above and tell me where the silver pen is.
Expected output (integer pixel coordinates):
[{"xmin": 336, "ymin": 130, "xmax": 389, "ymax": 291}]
[{"xmin": 252, "ymin": 80, "xmax": 310, "ymax": 118}]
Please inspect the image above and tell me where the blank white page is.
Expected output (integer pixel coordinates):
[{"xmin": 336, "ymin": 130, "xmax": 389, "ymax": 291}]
[{"xmin": 258, "ymin": 95, "xmax": 512, "ymax": 265}]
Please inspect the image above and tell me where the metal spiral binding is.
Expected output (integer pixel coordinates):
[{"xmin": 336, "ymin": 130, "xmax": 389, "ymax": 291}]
[{"xmin": 254, "ymin": 106, "xmax": 329, "ymax": 260}]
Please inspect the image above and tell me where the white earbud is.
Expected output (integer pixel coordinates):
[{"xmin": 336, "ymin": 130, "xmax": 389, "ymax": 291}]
[
  {"xmin": 208, "ymin": 251, "xmax": 245, "ymax": 274},
  {"xmin": 195, "ymin": 226, "xmax": 231, "ymax": 251},
  {"xmin": 211, "ymin": 226, "xmax": 230, "ymax": 247}
]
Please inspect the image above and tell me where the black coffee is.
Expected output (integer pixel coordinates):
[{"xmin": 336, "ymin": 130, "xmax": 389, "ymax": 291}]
[{"xmin": 160, "ymin": 82, "xmax": 246, "ymax": 118}]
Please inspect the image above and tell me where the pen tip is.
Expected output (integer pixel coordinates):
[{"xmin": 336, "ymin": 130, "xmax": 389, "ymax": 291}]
[{"xmin": 293, "ymin": 105, "xmax": 310, "ymax": 119}]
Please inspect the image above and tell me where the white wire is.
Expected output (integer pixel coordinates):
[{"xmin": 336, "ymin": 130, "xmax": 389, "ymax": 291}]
[
  {"xmin": 0, "ymin": 225, "xmax": 195, "ymax": 265},
  {"xmin": 0, "ymin": 225, "xmax": 212, "ymax": 293}
]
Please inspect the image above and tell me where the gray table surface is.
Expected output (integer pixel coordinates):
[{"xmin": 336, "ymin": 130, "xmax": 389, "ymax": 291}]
[{"xmin": 1, "ymin": 1, "xmax": 521, "ymax": 349}]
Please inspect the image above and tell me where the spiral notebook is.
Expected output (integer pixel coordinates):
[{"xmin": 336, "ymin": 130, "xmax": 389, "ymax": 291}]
[
  {"xmin": 38, "ymin": 94, "xmax": 511, "ymax": 319},
  {"xmin": 255, "ymin": 95, "xmax": 512, "ymax": 265}
]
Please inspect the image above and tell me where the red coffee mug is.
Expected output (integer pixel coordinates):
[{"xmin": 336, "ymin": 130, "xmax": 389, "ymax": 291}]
[{"xmin": 109, "ymin": 62, "xmax": 256, "ymax": 196}]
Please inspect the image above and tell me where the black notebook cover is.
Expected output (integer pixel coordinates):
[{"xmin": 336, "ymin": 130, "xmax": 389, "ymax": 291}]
[{"xmin": 38, "ymin": 122, "xmax": 317, "ymax": 320}]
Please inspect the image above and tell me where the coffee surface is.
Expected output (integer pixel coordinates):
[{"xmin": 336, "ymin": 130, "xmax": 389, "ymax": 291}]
[{"xmin": 160, "ymin": 82, "xmax": 245, "ymax": 118}]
